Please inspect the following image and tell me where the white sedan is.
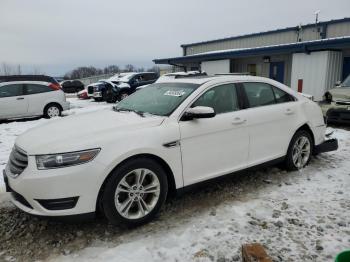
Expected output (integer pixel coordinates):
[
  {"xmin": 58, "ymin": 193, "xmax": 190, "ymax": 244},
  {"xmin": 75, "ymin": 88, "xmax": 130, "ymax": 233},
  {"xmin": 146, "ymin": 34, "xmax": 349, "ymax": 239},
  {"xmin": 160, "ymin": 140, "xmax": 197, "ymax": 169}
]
[{"xmin": 4, "ymin": 75, "xmax": 337, "ymax": 226}]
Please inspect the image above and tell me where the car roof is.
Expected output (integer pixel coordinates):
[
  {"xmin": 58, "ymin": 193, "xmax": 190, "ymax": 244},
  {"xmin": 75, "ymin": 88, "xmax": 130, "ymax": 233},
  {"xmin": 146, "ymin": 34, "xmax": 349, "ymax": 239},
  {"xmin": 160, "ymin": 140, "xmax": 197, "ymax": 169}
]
[
  {"xmin": 0, "ymin": 75, "xmax": 57, "ymax": 83},
  {"xmin": 0, "ymin": 80, "xmax": 50, "ymax": 86},
  {"xmin": 156, "ymin": 75, "xmax": 273, "ymax": 85}
]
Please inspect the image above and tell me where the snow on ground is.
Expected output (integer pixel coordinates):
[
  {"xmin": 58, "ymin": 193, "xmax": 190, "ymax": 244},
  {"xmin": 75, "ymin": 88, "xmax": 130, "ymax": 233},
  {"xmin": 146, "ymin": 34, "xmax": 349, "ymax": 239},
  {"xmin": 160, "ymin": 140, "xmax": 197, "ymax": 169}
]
[
  {"xmin": 50, "ymin": 128, "xmax": 350, "ymax": 262},
  {"xmin": 0, "ymin": 98, "xmax": 112, "ymax": 191},
  {"xmin": 0, "ymin": 98, "xmax": 349, "ymax": 261}
]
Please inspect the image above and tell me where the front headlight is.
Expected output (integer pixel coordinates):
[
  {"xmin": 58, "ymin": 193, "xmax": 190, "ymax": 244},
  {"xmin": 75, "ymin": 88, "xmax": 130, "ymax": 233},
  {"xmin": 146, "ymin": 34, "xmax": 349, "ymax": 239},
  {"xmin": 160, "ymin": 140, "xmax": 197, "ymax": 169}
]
[{"xmin": 36, "ymin": 148, "xmax": 100, "ymax": 170}]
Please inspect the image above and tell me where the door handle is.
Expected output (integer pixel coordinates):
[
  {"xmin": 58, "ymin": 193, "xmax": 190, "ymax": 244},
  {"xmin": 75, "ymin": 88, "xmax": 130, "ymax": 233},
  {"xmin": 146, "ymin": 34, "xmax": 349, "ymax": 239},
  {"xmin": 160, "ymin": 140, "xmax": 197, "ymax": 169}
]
[
  {"xmin": 16, "ymin": 97, "xmax": 24, "ymax": 100},
  {"xmin": 285, "ymin": 108, "xmax": 294, "ymax": 115},
  {"xmin": 232, "ymin": 117, "xmax": 246, "ymax": 125}
]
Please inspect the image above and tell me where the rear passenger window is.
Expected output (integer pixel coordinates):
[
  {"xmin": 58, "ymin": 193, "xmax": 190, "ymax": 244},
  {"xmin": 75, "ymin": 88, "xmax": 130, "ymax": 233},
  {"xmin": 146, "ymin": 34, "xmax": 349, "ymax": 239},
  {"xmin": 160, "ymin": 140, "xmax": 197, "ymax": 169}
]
[
  {"xmin": 143, "ymin": 74, "xmax": 157, "ymax": 81},
  {"xmin": 242, "ymin": 82, "xmax": 275, "ymax": 108},
  {"xmin": 272, "ymin": 86, "xmax": 295, "ymax": 103},
  {"xmin": 192, "ymin": 84, "xmax": 239, "ymax": 114},
  {"xmin": 26, "ymin": 84, "xmax": 52, "ymax": 95},
  {"xmin": 0, "ymin": 84, "xmax": 23, "ymax": 98}
]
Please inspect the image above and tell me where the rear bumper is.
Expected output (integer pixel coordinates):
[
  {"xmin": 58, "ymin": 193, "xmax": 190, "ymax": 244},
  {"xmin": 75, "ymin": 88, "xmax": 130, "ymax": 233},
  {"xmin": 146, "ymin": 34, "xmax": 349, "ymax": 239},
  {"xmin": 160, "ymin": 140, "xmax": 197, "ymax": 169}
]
[
  {"xmin": 326, "ymin": 108, "xmax": 350, "ymax": 124},
  {"xmin": 314, "ymin": 138, "xmax": 338, "ymax": 154},
  {"xmin": 61, "ymin": 101, "xmax": 70, "ymax": 111}
]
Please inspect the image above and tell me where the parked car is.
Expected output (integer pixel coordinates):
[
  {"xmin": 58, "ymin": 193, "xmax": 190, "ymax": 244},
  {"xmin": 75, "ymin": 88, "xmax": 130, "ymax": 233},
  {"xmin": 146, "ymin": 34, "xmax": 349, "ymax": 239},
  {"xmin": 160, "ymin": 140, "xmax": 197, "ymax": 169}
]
[
  {"xmin": 4, "ymin": 75, "xmax": 337, "ymax": 227},
  {"xmin": 136, "ymin": 71, "xmax": 206, "ymax": 91},
  {"xmin": 105, "ymin": 72, "xmax": 158, "ymax": 102},
  {"xmin": 87, "ymin": 80, "xmax": 116, "ymax": 101},
  {"xmin": 321, "ymin": 74, "xmax": 350, "ymax": 124},
  {"xmin": 77, "ymin": 89, "xmax": 89, "ymax": 100},
  {"xmin": 0, "ymin": 75, "xmax": 69, "ymax": 120},
  {"xmin": 60, "ymin": 80, "xmax": 84, "ymax": 93}
]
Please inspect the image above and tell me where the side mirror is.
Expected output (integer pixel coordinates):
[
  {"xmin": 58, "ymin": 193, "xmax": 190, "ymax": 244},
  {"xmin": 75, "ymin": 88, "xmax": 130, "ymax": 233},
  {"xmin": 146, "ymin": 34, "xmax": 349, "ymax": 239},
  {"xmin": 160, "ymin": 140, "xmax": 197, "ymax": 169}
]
[
  {"xmin": 335, "ymin": 80, "xmax": 341, "ymax": 87},
  {"xmin": 183, "ymin": 106, "xmax": 215, "ymax": 120}
]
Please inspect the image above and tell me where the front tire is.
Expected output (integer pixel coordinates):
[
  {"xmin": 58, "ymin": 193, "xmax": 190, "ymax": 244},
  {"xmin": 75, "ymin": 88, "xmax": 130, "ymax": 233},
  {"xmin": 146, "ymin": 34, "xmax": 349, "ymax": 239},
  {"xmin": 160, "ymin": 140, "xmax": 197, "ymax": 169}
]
[
  {"xmin": 118, "ymin": 91, "xmax": 129, "ymax": 101},
  {"xmin": 102, "ymin": 158, "xmax": 168, "ymax": 227},
  {"xmin": 285, "ymin": 130, "xmax": 313, "ymax": 171}
]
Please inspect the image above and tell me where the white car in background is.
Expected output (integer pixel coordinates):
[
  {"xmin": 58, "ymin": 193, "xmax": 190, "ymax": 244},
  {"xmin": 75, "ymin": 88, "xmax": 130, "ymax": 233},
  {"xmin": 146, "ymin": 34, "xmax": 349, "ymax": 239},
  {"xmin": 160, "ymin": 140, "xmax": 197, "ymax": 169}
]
[
  {"xmin": 0, "ymin": 76, "xmax": 69, "ymax": 120},
  {"xmin": 136, "ymin": 71, "xmax": 206, "ymax": 91},
  {"xmin": 4, "ymin": 75, "xmax": 337, "ymax": 227}
]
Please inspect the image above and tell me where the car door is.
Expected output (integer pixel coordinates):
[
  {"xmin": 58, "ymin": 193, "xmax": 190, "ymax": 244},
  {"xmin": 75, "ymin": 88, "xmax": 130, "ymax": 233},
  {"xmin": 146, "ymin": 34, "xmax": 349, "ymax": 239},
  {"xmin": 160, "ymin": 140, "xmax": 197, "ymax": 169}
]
[
  {"xmin": 0, "ymin": 83, "xmax": 28, "ymax": 119},
  {"xmin": 238, "ymin": 81, "xmax": 299, "ymax": 166},
  {"xmin": 24, "ymin": 83, "xmax": 54, "ymax": 115},
  {"xmin": 179, "ymin": 83, "xmax": 249, "ymax": 186}
]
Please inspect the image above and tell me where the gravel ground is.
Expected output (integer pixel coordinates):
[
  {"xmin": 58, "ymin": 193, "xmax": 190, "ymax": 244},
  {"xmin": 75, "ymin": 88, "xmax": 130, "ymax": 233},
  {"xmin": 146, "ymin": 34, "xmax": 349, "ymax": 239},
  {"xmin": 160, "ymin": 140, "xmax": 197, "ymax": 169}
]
[{"xmin": 0, "ymin": 99, "xmax": 349, "ymax": 262}]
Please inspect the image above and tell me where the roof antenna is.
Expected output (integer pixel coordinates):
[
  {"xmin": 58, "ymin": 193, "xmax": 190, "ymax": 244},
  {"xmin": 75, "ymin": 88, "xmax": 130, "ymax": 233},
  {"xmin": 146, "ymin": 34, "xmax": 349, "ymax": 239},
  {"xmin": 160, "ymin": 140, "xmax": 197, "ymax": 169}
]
[{"xmin": 314, "ymin": 10, "xmax": 321, "ymax": 38}]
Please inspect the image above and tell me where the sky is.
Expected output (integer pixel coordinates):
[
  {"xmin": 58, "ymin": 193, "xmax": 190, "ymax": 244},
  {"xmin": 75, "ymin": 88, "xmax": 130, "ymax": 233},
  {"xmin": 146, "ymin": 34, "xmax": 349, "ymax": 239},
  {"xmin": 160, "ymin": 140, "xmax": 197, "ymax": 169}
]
[{"xmin": 1, "ymin": 0, "xmax": 349, "ymax": 76}]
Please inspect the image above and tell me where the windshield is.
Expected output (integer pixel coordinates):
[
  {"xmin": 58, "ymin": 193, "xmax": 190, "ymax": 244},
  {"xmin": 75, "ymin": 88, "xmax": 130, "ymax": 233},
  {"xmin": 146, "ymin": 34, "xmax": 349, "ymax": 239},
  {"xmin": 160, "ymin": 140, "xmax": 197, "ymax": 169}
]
[
  {"xmin": 341, "ymin": 74, "xmax": 350, "ymax": 87},
  {"xmin": 114, "ymin": 82, "xmax": 199, "ymax": 116},
  {"xmin": 118, "ymin": 74, "xmax": 135, "ymax": 82}
]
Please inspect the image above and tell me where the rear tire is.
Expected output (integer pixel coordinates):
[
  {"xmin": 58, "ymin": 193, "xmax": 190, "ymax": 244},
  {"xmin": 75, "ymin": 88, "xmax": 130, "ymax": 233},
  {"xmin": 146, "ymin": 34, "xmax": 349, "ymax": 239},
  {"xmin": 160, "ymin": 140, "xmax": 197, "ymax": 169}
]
[
  {"xmin": 325, "ymin": 92, "xmax": 332, "ymax": 103},
  {"xmin": 285, "ymin": 130, "xmax": 313, "ymax": 171},
  {"xmin": 44, "ymin": 103, "xmax": 62, "ymax": 118},
  {"xmin": 101, "ymin": 158, "xmax": 168, "ymax": 227}
]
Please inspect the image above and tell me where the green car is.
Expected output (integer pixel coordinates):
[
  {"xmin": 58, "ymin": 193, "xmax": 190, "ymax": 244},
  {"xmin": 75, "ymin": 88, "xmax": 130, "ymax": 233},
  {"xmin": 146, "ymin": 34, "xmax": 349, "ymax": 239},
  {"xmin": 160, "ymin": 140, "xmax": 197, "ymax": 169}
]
[{"xmin": 321, "ymin": 74, "xmax": 350, "ymax": 124}]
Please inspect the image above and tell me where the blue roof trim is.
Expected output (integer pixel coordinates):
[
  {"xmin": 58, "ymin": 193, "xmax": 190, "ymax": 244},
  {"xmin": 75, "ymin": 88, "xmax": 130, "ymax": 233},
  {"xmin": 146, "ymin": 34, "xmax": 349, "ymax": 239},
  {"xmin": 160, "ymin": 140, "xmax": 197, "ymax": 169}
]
[
  {"xmin": 180, "ymin": 17, "xmax": 350, "ymax": 48},
  {"xmin": 153, "ymin": 37, "xmax": 350, "ymax": 64}
]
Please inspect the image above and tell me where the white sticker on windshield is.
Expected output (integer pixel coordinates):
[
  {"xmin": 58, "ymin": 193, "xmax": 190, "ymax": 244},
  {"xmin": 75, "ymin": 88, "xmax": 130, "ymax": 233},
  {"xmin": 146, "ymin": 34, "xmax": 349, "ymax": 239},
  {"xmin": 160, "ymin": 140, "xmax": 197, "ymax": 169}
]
[{"xmin": 164, "ymin": 90, "xmax": 186, "ymax": 97}]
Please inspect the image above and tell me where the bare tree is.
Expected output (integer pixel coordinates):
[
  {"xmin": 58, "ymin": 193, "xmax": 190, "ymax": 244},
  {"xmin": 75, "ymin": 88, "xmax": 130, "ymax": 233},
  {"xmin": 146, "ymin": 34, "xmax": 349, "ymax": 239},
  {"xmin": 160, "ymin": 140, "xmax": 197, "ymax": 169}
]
[
  {"xmin": 16, "ymin": 64, "xmax": 22, "ymax": 75},
  {"xmin": 124, "ymin": 64, "xmax": 135, "ymax": 72},
  {"xmin": 147, "ymin": 65, "xmax": 160, "ymax": 74},
  {"xmin": 32, "ymin": 66, "xmax": 43, "ymax": 75},
  {"xmin": 103, "ymin": 65, "xmax": 120, "ymax": 74},
  {"xmin": 1, "ymin": 62, "xmax": 13, "ymax": 75}
]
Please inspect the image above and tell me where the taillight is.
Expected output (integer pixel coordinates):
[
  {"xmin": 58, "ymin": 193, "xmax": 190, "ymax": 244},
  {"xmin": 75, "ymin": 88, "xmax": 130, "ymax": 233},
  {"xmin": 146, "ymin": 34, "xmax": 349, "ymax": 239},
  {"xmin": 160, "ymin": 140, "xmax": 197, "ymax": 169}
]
[{"xmin": 49, "ymin": 83, "xmax": 61, "ymax": 90}]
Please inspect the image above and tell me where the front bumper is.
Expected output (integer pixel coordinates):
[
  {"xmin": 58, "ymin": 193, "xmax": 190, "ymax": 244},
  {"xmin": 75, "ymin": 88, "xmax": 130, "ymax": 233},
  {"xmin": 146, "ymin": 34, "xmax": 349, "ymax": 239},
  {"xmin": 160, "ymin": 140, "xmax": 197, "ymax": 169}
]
[
  {"xmin": 3, "ymin": 157, "xmax": 106, "ymax": 217},
  {"xmin": 314, "ymin": 138, "xmax": 338, "ymax": 154},
  {"xmin": 93, "ymin": 91, "xmax": 102, "ymax": 98},
  {"xmin": 320, "ymin": 102, "xmax": 350, "ymax": 124}
]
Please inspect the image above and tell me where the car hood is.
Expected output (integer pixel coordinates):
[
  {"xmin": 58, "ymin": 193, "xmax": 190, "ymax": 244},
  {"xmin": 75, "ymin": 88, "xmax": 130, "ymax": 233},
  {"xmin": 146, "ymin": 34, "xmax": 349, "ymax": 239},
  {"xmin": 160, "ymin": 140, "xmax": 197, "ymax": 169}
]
[
  {"xmin": 16, "ymin": 109, "xmax": 165, "ymax": 154},
  {"xmin": 329, "ymin": 88, "xmax": 350, "ymax": 102},
  {"xmin": 115, "ymin": 82, "xmax": 130, "ymax": 88}
]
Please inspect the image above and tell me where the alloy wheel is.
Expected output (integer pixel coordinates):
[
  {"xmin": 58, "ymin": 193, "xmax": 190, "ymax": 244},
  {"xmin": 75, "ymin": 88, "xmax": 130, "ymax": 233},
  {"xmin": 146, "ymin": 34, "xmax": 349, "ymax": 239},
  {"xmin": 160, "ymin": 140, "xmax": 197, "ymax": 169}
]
[
  {"xmin": 114, "ymin": 168, "xmax": 160, "ymax": 219},
  {"xmin": 292, "ymin": 136, "xmax": 311, "ymax": 169}
]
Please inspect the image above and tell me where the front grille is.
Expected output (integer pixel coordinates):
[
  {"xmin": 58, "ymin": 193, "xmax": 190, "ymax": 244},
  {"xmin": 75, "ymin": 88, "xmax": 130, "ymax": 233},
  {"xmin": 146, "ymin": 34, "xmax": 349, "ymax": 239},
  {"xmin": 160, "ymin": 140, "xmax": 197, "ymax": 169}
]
[
  {"xmin": 335, "ymin": 101, "xmax": 350, "ymax": 106},
  {"xmin": 7, "ymin": 146, "xmax": 28, "ymax": 177},
  {"xmin": 88, "ymin": 86, "xmax": 94, "ymax": 94}
]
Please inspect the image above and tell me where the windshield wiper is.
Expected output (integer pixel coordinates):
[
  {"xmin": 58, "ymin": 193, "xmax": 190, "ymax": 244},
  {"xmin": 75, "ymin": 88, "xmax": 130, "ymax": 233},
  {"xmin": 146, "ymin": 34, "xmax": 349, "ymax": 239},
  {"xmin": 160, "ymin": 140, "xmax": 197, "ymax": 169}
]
[{"xmin": 113, "ymin": 106, "xmax": 145, "ymax": 117}]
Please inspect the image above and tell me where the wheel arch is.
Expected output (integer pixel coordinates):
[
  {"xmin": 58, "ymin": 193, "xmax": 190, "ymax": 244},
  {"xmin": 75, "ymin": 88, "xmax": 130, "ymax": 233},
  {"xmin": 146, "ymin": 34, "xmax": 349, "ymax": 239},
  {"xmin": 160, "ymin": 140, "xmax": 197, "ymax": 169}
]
[
  {"xmin": 95, "ymin": 153, "xmax": 177, "ymax": 212},
  {"xmin": 293, "ymin": 123, "xmax": 315, "ymax": 146},
  {"xmin": 43, "ymin": 102, "xmax": 63, "ymax": 115}
]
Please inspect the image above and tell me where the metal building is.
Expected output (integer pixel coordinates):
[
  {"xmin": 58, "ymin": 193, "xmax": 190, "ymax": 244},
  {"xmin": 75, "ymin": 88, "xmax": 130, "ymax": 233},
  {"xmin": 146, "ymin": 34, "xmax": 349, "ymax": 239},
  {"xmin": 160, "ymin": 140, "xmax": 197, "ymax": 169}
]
[{"xmin": 154, "ymin": 18, "xmax": 350, "ymax": 101}]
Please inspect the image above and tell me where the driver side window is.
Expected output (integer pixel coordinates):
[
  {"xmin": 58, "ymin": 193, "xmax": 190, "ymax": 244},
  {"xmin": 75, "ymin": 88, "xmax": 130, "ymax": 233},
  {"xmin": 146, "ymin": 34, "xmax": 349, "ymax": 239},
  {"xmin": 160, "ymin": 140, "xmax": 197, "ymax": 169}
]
[{"xmin": 192, "ymin": 84, "xmax": 239, "ymax": 114}]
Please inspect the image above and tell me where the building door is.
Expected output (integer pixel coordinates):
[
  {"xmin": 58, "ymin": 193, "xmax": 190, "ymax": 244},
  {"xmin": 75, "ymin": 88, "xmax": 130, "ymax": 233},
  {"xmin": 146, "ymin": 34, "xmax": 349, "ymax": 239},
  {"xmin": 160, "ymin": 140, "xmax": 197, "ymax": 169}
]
[
  {"xmin": 342, "ymin": 57, "xmax": 350, "ymax": 80},
  {"xmin": 269, "ymin": 62, "xmax": 285, "ymax": 83}
]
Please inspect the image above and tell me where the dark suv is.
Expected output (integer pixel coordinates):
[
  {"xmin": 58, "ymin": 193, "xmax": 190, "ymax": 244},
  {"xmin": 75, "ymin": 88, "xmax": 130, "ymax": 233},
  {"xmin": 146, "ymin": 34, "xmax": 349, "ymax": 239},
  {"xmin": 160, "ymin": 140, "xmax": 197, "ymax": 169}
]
[
  {"xmin": 105, "ymin": 72, "xmax": 158, "ymax": 102},
  {"xmin": 87, "ymin": 80, "xmax": 115, "ymax": 101}
]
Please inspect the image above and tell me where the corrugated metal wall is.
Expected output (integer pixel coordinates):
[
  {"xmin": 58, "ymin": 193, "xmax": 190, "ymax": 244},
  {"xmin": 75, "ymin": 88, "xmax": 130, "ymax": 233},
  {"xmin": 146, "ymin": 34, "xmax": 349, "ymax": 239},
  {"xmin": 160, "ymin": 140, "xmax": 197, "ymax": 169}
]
[
  {"xmin": 290, "ymin": 51, "xmax": 342, "ymax": 101},
  {"xmin": 185, "ymin": 21, "xmax": 350, "ymax": 56},
  {"xmin": 230, "ymin": 54, "xmax": 292, "ymax": 85}
]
